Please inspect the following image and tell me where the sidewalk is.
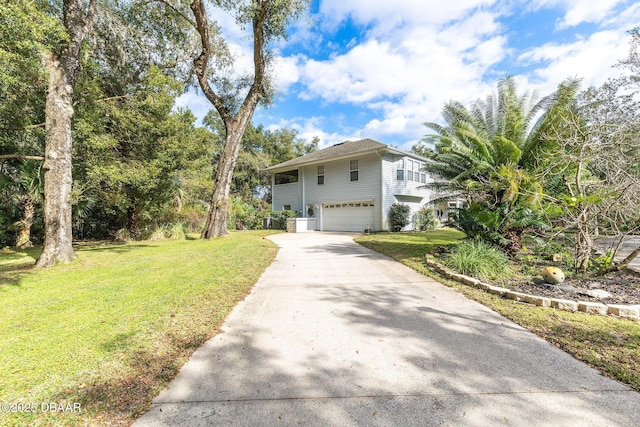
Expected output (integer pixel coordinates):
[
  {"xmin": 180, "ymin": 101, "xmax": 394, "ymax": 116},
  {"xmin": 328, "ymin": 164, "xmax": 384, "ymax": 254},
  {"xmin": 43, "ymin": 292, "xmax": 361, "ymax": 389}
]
[{"xmin": 135, "ymin": 232, "xmax": 640, "ymax": 426}]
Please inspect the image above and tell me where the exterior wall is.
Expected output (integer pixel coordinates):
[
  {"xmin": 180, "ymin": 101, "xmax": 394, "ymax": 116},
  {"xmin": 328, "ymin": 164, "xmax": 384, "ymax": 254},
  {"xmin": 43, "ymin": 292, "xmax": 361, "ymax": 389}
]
[
  {"xmin": 272, "ymin": 181, "xmax": 301, "ymax": 214},
  {"xmin": 380, "ymin": 153, "xmax": 433, "ymax": 230},
  {"xmin": 302, "ymin": 152, "xmax": 383, "ymax": 230},
  {"xmin": 271, "ymin": 150, "xmax": 434, "ymax": 231}
]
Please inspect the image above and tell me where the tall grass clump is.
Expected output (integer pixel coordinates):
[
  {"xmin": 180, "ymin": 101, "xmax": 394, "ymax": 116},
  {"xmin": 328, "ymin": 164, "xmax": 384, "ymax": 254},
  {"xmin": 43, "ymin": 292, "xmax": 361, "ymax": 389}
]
[{"xmin": 444, "ymin": 239, "xmax": 512, "ymax": 280}]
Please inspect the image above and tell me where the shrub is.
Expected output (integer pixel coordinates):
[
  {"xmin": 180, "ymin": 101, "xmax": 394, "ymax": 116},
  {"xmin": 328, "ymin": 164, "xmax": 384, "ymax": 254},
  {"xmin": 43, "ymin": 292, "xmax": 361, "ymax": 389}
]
[
  {"xmin": 114, "ymin": 228, "xmax": 132, "ymax": 242},
  {"xmin": 167, "ymin": 222, "xmax": 186, "ymax": 240},
  {"xmin": 389, "ymin": 203, "xmax": 411, "ymax": 232},
  {"xmin": 443, "ymin": 239, "xmax": 512, "ymax": 280},
  {"xmin": 147, "ymin": 223, "xmax": 186, "ymax": 241},
  {"xmin": 177, "ymin": 205, "xmax": 208, "ymax": 233},
  {"xmin": 413, "ymin": 207, "xmax": 437, "ymax": 231},
  {"xmin": 229, "ymin": 198, "xmax": 264, "ymax": 230},
  {"xmin": 269, "ymin": 210, "xmax": 297, "ymax": 230}
]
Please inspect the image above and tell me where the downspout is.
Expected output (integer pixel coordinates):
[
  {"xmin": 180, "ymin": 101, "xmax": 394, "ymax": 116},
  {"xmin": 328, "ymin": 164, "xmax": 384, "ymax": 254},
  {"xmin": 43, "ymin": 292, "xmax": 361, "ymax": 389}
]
[
  {"xmin": 376, "ymin": 149, "xmax": 385, "ymax": 231},
  {"xmin": 300, "ymin": 166, "xmax": 305, "ymax": 217}
]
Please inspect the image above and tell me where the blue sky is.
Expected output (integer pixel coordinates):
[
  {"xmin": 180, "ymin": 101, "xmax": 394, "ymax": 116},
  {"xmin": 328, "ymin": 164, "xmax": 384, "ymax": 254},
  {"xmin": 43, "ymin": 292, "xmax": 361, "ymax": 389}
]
[{"xmin": 176, "ymin": 0, "xmax": 640, "ymax": 151}]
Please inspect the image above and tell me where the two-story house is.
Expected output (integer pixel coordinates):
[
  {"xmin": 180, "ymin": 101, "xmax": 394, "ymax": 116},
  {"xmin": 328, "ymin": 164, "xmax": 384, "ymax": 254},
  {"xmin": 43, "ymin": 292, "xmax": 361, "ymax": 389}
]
[{"xmin": 265, "ymin": 138, "xmax": 435, "ymax": 232}]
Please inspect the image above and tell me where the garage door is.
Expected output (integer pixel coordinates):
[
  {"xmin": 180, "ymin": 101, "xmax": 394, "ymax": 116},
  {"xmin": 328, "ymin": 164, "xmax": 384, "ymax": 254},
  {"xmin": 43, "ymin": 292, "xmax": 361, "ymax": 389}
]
[{"xmin": 322, "ymin": 201, "xmax": 375, "ymax": 232}]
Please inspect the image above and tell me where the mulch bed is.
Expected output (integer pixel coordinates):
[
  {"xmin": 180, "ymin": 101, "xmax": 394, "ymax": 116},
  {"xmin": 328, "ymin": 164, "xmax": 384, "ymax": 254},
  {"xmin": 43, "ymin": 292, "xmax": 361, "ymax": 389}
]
[{"xmin": 494, "ymin": 269, "xmax": 640, "ymax": 305}]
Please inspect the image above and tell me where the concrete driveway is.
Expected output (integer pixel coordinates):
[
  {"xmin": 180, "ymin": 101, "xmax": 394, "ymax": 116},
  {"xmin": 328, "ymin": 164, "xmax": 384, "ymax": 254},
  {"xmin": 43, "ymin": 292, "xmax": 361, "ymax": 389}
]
[{"xmin": 135, "ymin": 232, "xmax": 640, "ymax": 426}]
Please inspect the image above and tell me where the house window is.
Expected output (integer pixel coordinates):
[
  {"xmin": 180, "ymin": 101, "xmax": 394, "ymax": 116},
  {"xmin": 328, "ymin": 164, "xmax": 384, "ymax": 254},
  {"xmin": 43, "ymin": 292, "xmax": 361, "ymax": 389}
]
[
  {"xmin": 317, "ymin": 165, "xmax": 324, "ymax": 185},
  {"xmin": 396, "ymin": 159, "xmax": 404, "ymax": 181},
  {"xmin": 421, "ymin": 173, "xmax": 427, "ymax": 183},
  {"xmin": 274, "ymin": 170, "xmax": 298, "ymax": 185},
  {"xmin": 283, "ymin": 204, "xmax": 291, "ymax": 211},
  {"xmin": 407, "ymin": 160, "xmax": 414, "ymax": 182},
  {"xmin": 350, "ymin": 160, "xmax": 359, "ymax": 182}
]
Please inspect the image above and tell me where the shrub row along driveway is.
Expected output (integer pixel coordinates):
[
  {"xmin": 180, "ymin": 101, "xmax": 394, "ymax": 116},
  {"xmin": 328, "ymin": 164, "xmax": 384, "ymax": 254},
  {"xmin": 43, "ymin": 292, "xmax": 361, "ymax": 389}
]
[{"xmin": 135, "ymin": 232, "xmax": 640, "ymax": 426}]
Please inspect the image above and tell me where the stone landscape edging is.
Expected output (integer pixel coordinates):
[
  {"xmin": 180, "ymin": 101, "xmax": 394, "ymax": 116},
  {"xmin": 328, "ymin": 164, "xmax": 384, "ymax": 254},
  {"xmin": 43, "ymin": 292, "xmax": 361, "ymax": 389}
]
[{"xmin": 424, "ymin": 256, "xmax": 640, "ymax": 320}]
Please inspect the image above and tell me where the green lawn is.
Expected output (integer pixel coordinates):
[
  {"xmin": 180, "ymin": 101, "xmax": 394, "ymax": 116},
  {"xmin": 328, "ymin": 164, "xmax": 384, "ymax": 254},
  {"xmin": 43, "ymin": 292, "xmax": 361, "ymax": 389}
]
[
  {"xmin": 0, "ymin": 232, "xmax": 278, "ymax": 426},
  {"xmin": 355, "ymin": 229, "xmax": 640, "ymax": 391}
]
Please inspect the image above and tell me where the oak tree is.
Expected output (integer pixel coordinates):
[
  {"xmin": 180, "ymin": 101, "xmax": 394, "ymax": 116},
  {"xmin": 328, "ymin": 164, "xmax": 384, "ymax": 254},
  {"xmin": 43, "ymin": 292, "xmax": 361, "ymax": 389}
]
[{"xmin": 148, "ymin": 0, "xmax": 309, "ymax": 238}]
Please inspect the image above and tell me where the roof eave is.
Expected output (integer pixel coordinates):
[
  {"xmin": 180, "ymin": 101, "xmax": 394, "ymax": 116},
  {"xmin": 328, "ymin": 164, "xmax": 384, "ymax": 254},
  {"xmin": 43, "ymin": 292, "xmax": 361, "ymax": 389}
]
[
  {"xmin": 263, "ymin": 147, "xmax": 385, "ymax": 173},
  {"xmin": 263, "ymin": 145, "xmax": 429, "ymax": 173}
]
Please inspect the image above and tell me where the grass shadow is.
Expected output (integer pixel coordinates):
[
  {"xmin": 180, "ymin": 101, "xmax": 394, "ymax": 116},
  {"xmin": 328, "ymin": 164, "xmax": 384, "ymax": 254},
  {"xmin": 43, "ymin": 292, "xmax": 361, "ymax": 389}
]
[{"xmin": 0, "ymin": 247, "xmax": 40, "ymax": 287}]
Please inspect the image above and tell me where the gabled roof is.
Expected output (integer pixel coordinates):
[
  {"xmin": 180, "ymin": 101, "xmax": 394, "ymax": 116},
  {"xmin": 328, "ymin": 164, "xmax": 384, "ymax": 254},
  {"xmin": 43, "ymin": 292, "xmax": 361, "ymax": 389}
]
[{"xmin": 265, "ymin": 138, "xmax": 427, "ymax": 172}]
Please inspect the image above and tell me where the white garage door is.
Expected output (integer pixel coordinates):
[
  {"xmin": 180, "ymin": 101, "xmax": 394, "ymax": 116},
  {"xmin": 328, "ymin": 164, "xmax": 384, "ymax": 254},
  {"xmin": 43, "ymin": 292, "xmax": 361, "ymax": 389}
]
[{"xmin": 322, "ymin": 201, "xmax": 375, "ymax": 232}]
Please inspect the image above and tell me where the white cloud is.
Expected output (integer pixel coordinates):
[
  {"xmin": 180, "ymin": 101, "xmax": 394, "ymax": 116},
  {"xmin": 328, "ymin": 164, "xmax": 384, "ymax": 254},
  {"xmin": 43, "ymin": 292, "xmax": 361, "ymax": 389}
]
[
  {"xmin": 517, "ymin": 29, "xmax": 630, "ymax": 91},
  {"xmin": 529, "ymin": 0, "xmax": 626, "ymax": 28},
  {"xmin": 266, "ymin": 116, "xmax": 354, "ymax": 149},
  {"xmin": 319, "ymin": 0, "xmax": 497, "ymax": 30},
  {"xmin": 293, "ymin": 6, "xmax": 509, "ymax": 145},
  {"xmin": 176, "ymin": 0, "xmax": 638, "ymax": 151},
  {"xmin": 174, "ymin": 91, "xmax": 211, "ymax": 124},
  {"xmin": 271, "ymin": 54, "xmax": 304, "ymax": 93}
]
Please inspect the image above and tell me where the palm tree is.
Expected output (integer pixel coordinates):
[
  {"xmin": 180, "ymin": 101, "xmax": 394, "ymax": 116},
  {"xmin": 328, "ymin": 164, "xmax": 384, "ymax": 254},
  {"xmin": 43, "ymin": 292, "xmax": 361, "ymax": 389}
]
[
  {"xmin": 421, "ymin": 76, "xmax": 580, "ymax": 254},
  {"xmin": 0, "ymin": 160, "xmax": 43, "ymax": 248}
]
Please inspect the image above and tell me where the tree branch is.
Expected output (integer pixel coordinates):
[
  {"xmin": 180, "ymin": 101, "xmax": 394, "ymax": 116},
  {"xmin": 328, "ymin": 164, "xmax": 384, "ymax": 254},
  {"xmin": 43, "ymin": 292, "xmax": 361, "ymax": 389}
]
[
  {"xmin": 141, "ymin": 0, "xmax": 197, "ymax": 27},
  {"xmin": 0, "ymin": 154, "xmax": 45, "ymax": 161},
  {"xmin": 190, "ymin": 0, "xmax": 231, "ymax": 121},
  {"xmin": 0, "ymin": 123, "xmax": 46, "ymax": 131},
  {"xmin": 597, "ymin": 246, "xmax": 640, "ymax": 275}
]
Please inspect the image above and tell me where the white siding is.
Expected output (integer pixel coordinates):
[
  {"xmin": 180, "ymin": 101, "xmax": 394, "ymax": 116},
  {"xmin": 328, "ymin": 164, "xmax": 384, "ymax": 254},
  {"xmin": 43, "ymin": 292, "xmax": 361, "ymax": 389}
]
[
  {"xmin": 272, "ymin": 181, "xmax": 301, "ymax": 213},
  {"xmin": 271, "ymin": 150, "xmax": 434, "ymax": 231},
  {"xmin": 381, "ymin": 153, "xmax": 433, "ymax": 230},
  {"xmin": 303, "ymin": 153, "xmax": 383, "ymax": 230}
]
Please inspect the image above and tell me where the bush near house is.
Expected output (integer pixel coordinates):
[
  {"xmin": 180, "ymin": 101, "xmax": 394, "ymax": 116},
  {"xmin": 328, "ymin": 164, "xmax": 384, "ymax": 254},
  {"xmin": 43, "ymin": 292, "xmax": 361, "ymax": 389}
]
[
  {"xmin": 413, "ymin": 207, "xmax": 437, "ymax": 231},
  {"xmin": 389, "ymin": 203, "xmax": 411, "ymax": 232},
  {"xmin": 269, "ymin": 210, "xmax": 297, "ymax": 230}
]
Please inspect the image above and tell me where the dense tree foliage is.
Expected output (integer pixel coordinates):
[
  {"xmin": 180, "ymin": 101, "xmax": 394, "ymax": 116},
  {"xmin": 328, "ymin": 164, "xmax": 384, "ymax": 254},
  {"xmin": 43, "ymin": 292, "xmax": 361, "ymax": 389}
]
[
  {"xmin": 417, "ymin": 76, "xmax": 578, "ymax": 255},
  {"xmin": 421, "ymin": 31, "xmax": 640, "ymax": 272},
  {"xmin": 0, "ymin": 1, "xmax": 60, "ymax": 248},
  {"xmin": 539, "ymin": 30, "xmax": 640, "ymax": 272}
]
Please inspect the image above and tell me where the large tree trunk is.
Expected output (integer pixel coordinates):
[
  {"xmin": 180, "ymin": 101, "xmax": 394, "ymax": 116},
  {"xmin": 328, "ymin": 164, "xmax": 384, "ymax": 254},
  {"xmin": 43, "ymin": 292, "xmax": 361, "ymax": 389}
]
[
  {"xmin": 36, "ymin": 0, "xmax": 96, "ymax": 267},
  {"xmin": 201, "ymin": 122, "xmax": 248, "ymax": 238},
  {"xmin": 36, "ymin": 53, "xmax": 77, "ymax": 266},
  {"xmin": 191, "ymin": 0, "xmax": 267, "ymax": 239}
]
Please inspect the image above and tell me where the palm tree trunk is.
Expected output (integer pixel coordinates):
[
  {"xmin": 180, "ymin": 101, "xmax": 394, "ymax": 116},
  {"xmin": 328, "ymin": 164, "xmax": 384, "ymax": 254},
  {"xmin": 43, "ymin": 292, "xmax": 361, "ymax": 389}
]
[{"xmin": 15, "ymin": 196, "xmax": 35, "ymax": 249}]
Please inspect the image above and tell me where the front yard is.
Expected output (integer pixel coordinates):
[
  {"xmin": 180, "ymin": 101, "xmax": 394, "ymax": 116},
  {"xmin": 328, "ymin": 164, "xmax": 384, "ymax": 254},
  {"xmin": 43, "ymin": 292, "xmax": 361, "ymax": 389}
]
[
  {"xmin": 2, "ymin": 228, "xmax": 638, "ymax": 426},
  {"xmin": 0, "ymin": 232, "xmax": 278, "ymax": 426}
]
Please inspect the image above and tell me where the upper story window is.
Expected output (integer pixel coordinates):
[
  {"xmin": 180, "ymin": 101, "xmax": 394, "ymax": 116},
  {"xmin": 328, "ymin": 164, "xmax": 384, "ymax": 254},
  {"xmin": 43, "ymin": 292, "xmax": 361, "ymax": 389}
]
[
  {"xmin": 396, "ymin": 159, "xmax": 404, "ymax": 181},
  {"xmin": 420, "ymin": 164, "xmax": 427, "ymax": 183},
  {"xmin": 350, "ymin": 160, "xmax": 359, "ymax": 182},
  {"xmin": 407, "ymin": 160, "xmax": 414, "ymax": 181},
  {"xmin": 274, "ymin": 170, "xmax": 298, "ymax": 185},
  {"xmin": 317, "ymin": 165, "xmax": 325, "ymax": 185}
]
